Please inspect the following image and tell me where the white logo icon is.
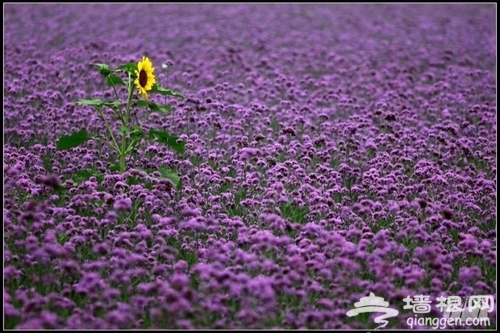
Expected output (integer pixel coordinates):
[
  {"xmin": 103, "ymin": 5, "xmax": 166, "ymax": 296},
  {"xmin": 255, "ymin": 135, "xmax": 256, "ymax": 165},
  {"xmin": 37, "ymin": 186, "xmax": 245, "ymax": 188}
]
[{"xmin": 346, "ymin": 293, "xmax": 399, "ymax": 330}]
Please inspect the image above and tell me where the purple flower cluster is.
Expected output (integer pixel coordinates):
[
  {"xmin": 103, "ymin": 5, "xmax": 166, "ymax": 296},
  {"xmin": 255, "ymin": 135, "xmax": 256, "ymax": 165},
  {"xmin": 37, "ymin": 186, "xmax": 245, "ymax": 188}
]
[{"xmin": 4, "ymin": 3, "xmax": 496, "ymax": 330}]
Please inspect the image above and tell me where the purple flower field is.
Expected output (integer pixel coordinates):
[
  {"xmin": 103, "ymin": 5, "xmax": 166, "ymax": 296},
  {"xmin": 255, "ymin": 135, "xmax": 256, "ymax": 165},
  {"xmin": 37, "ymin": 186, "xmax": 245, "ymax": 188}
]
[{"xmin": 3, "ymin": 4, "xmax": 497, "ymax": 330}]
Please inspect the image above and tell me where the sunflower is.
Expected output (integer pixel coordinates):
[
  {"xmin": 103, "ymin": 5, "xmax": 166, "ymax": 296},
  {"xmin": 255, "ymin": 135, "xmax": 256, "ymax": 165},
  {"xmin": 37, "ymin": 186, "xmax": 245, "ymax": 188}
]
[{"xmin": 134, "ymin": 56, "xmax": 156, "ymax": 100}]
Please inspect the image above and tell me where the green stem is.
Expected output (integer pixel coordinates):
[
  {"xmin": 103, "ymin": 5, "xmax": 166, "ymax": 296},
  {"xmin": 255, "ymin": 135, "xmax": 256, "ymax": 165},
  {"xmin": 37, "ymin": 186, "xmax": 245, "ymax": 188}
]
[
  {"xmin": 140, "ymin": 109, "xmax": 153, "ymax": 125},
  {"xmin": 110, "ymin": 83, "xmax": 125, "ymax": 124},
  {"xmin": 125, "ymin": 72, "xmax": 134, "ymax": 124},
  {"xmin": 96, "ymin": 107, "xmax": 120, "ymax": 154},
  {"xmin": 124, "ymin": 137, "xmax": 144, "ymax": 155},
  {"xmin": 92, "ymin": 136, "xmax": 118, "ymax": 152},
  {"xmin": 120, "ymin": 72, "xmax": 135, "ymax": 172}
]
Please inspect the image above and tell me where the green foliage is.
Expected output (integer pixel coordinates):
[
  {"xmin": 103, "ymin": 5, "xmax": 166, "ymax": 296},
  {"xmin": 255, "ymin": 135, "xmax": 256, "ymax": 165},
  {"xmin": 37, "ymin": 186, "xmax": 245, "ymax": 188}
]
[
  {"xmin": 106, "ymin": 74, "xmax": 125, "ymax": 86},
  {"xmin": 93, "ymin": 63, "xmax": 111, "ymax": 76},
  {"xmin": 56, "ymin": 129, "xmax": 91, "ymax": 150},
  {"xmin": 109, "ymin": 164, "xmax": 121, "ymax": 172},
  {"xmin": 148, "ymin": 129, "xmax": 186, "ymax": 154},
  {"xmin": 115, "ymin": 62, "xmax": 138, "ymax": 76},
  {"xmin": 75, "ymin": 99, "xmax": 106, "ymax": 106},
  {"xmin": 56, "ymin": 57, "xmax": 186, "ymax": 178},
  {"xmin": 75, "ymin": 99, "xmax": 120, "ymax": 108},
  {"xmin": 136, "ymin": 100, "xmax": 172, "ymax": 115},
  {"xmin": 150, "ymin": 84, "xmax": 185, "ymax": 98},
  {"xmin": 149, "ymin": 103, "xmax": 172, "ymax": 115},
  {"xmin": 158, "ymin": 166, "xmax": 182, "ymax": 190},
  {"xmin": 281, "ymin": 202, "xmax": 309, "ymax": 224}
]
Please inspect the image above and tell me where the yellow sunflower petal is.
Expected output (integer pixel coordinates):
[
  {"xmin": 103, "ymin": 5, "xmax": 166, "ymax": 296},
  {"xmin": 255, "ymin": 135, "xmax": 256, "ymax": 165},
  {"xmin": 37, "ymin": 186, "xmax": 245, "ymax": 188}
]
[{"xmin": 134, "ymin": 56, "xmax": 156, "ymax": 100}]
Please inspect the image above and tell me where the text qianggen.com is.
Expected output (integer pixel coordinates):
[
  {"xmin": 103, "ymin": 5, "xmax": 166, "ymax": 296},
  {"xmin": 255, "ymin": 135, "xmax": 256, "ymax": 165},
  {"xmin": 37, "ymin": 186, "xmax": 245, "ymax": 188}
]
[{"xmin": 407, "ymin": 315, "xmax": 490, "ymax": 330}]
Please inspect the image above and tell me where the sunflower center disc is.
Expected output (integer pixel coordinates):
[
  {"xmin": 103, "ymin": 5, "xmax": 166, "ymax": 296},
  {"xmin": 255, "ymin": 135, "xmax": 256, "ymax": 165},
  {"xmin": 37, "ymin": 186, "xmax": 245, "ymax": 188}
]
[{"xmin": 139, "ymin": 70, "xmax": 148, "ymax": 87}]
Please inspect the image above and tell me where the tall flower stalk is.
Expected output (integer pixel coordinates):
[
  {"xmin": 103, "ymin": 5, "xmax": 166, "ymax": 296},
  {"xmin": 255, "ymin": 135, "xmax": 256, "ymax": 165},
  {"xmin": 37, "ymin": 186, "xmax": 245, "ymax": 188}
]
[{"xmin": 56, "ymin": 56, "xmax": 186, "ymax": 188}]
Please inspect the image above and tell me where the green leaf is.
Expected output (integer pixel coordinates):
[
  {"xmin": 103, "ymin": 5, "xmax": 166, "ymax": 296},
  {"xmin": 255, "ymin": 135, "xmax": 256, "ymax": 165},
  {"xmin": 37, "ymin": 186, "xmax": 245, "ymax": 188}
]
[
  {"xmin": 103, "ymin": 100, "xmax": 121, "ymax": 108},
  {"xmin": 151, "ymin": 104, "xmax": 172, "ymax": 115},
  {"xmin": 150, "ymin": 84, "xmax": 185, "ymax": 98},
  {"xmin": 119, "ymin": 126, "xmax": 133, "ymax": 134},
  {"xmin": 148, "ymin": 129, "xmax": 186, "ymax": 154},
  {"xmin": 135, "ymin": 100, "xmax": 171, "ymax": 115},
  {"xmin": 75, "ymin": 99, "xmax": 120, "ymax": 109},
  {"xmin": 130, "ymin": 126, "xmax": 144, "ymax": 141},
  {"xmin": 116, "ymin": 62, "xmax": 138, "ymax": 75},
  {"xmin": 120, "ymin": 125, "xmax": 142, "ymax": 136},
  {"xmin": 69, "ymin": 169, "xmax": 104, "ymax": 185},
  {"xmin": 109, "ymin": 164, "xmax": 121, "ymax": 172},
  {"xmin": 93, "ymin": 63, "xmax": 111, "ymax": 76},
  {"xmin": 56, "ymin": 129, "xmax": 91, "ymax": 150},
  {"xmin": 126, "ymin": 176, "xmax": 141, "ymax": 186},
  {"xmin": 146, "ymin": 102, "xmax": 172, "ymax": 115},
  {"xmin": 176, "ymin": 178, "xmax": 183, "ymax": 191},
  {"xmin": 158, "ymin": 166, "xmax": 181, "ymax": 189},
  {"xmin": 74, "ymin": 170, "xmax": 95, "ymax": 182},
  {"xmin": 106, "ymin": 74, "xmax": 125, "ymax": 86},
  {"xmin": 75, "ymin": 99, "xmax": 104, "ymax": 107},
  {"xmin": 54, "ymin": 184, "xmax": 66, "ymax": 196},
  {"xmin": 136, "ymin": 100, "xmax": 150, "ymax": 107},
  {"xmin": 57, "ymin": 232, "xmax": 70, "ymax": 245}
]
